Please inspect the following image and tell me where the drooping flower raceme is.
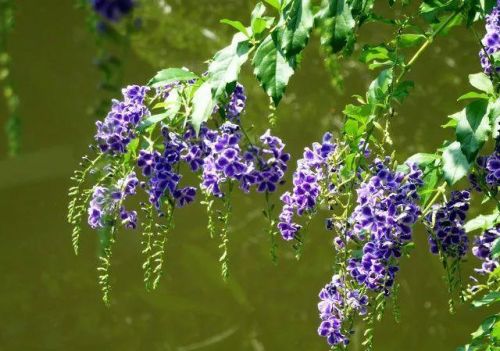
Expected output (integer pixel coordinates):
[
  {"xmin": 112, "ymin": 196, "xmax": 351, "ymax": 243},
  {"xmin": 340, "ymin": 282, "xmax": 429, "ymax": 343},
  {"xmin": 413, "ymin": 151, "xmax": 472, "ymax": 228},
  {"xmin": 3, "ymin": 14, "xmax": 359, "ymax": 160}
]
[
  {"xmin": 137, "ymin": 128, "xmax": 197, "ymax": 210},
  {"xmin": 470, "ymin": 140, "xmax": 500, "ymax": 191},
  {"xmin": 424, "ymin": 190, "xmax": 470, "ymax": 258},
  {"xmin": 480, "ymin": 1, "xmax": 500, "ymax": 75},
  {"xmin": 88, "ymin": 171, "xmax": 139, "ymax": 229},
  {"xmin": 95, "ymin": 85, "xmax": 150, "ymax": 154},
  {"xmin": 472, "ymin": 225, "xmax": 500, "ymax": 274},
  {"xmin": 91, "ymin": 0, "xmax": 135, "ymax": 22},
  {"xmin": 278, "ymin": 132, "xmax": 337, "ymax": 240},
  {"xmin": 347, "ymin": 160, "xmax": 423, "ymax": 293},
  {"xmin": 200, "ymin": 122, "xmax": 290, "ymax": 197},
  {"xmin": 88, "ymin": 81, "xmax": 289, "ymax": 230},
  {"xmin": 225, "ymin": 83, "xmax": 246, "ymax": 121},
  {"xmin": 317, "ymin": 274, "xmax": 368, "ymax": 346}
]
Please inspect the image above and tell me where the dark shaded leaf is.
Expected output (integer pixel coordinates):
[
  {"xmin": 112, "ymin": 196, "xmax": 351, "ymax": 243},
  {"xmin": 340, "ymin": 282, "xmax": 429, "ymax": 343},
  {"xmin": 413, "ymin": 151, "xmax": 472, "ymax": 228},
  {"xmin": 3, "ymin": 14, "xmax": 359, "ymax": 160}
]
[
  {"xmin": 280, "ymin": 0, "xmax": 314, "ymax": 56},
  {"xmin": 252, "ymin": 32, "xmax": 296, "ymax": 105}
]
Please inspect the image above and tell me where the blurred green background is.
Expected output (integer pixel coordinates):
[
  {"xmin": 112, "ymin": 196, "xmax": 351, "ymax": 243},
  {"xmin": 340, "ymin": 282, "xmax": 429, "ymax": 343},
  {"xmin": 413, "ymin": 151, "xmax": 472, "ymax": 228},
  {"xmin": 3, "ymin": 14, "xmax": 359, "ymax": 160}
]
[{"xmin": 0, "ymin": 1, "xmax": 494, "ymax": 350}]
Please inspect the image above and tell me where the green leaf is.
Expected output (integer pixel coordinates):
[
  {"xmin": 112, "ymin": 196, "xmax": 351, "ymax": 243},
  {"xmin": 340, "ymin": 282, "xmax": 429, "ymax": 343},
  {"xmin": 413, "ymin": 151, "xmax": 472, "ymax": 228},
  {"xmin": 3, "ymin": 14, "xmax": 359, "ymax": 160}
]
[
  {"xmin": 264, "ymin": 0, "xmax": 281, "ymax": 10},
  {"xmin": 406, "ymin": 153, "xmax": 440, "ymax": 167},
  {"xmin": 147, "ymin": 68, "xmax": 198, "ymax": 87},
  {"xmin": 191, "ymin": 82, "xmax": 216, "ymax": 134},
  {"xmin": 367, "ymin": 68, "xmax": 393, "ymax": 105},
  {"xmin": 397, "ymin": 33, "xmax": 426, "ymax": 48},
  {"xmin": 420, "ymin": 166, "xmax": 440, "ymax": 207},
  {"xmin": 488, "ymin": 98, "xmax": 500, "ymax": 139},
  {"xmin": 442, "ymin": 118, "xmax": 458, "ymax": 128},
  {"xmin": 492, "ymin": 238, "xmax": 500, "ymax": 259},
  {"xmin": 393, "ymin": 80, "xmax": 414, "ymax": 103},
  {"xmin": 457, "ymin": 91, "xmax": 490, "ymax": 101},
  {"xmin": 343, "ymin": 104, "xmax": 373, "ymax": 122},
  {"xmin": 472, "ymin": 292, "xmax": 500, "ymax": 308},
  {"xmin": 469, "ymin": 72, "xmax": 494, "ymax": 94},
  {"xmin": 442, "ymin": 141, "xmax": 470, "ymax": 185},
  {"xmin": 318, "ymin": 0, "xmax": 356, "ymax": 53},
  {"xmin": 138, "ymin": 89, "xmax": 181, "ymax": 131},
  {"xmin": 252, "ymin": 32, "xmax": 296, "ymax": 105},
  {"xmin": 208, "ymin": 32, "xmax": 251, "ymax": 97},
  {"xmin": 251, "ymin": 3, "xmax": 274, "ymax": 35},
  {"xmin": 220, "ymin": 19, "xmax": 250, "ymax": 37},
  {"xmin": 464, "ymin": 212, "xmax": 500, "ymax": 233},
  {"xmin": 280, "ymin": 0, "xmax": 314, "ymax": 56},
  {"xmin": 455, "ymin": 100, "xmax": 491, "ymax": 161},
  {"xmin": 471, "ymin": 315, "xmax": 498, "ymax": 339}
]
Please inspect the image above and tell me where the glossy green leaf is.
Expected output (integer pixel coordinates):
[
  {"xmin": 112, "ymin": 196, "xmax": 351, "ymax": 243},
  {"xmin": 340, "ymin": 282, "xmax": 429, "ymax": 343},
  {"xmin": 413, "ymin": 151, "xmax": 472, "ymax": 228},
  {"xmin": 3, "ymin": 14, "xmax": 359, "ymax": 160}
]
[
  {"xmin": 457, "ymin": 91, "xmax": 490, "ymax": 101},
  {"xmin": 208, "ymin": 32, "xmax": 251, "ymax": 97},
  {"xmin": 455, "ymin": 100, "xmax": 491, "ymax": 161},
  {"xmin": 393, "ymin": 80, "xmax": 415, "ymax": 103},
  {"xmin": 220, "ymin": 19, "xmax": 250, "ymax": 37},
  {"xmin": 406, "ymin": 153, "xmax": 440, "ymax": 167},
  {"xmin": 318, "ymin": 0, "xmax": 356, "ymax": 53},
  {"xmin": 251, "ymin": 2, "xmax": 273, "ymax": 35},
  {"xmin": 419, "ymin": 166, "xmax": 440, "ymax": 206},
  {"xmin": 280, "ymin": 0, "xmax": 314, "ymax": 56},
  {"xmin": 442, "ymin": 141, "xmax": 470, "ymax": 185},
  {"xmin": 492, "ymin": 238, "xmax": 500, "ymax": 259},
  {"xmin": 147, "ymin": 68, "xmax": 199, "ymax": 87},
  {"xmin": 472, "ymin": 292, "xmax": 500, "ymax": 308},
  {"xmin": 264, "ymin": 0, "xmax": 281, "ymax": 10},
  {"xmin": 464, "ymin": 212, "xmax": 500, "ymax": 233},
  {"xmin": 488, "ymin": 98, "xmax": 500, "ymax": 139},
  {"xmin": 252, "ymin": 32, "xmax": 296, "ymax": 105},
  {"xmin": 469, "ymin": 72, "xmax": 494, "ymax": 94},
  {"xmin": 367, "ymin": 68, "xmax": 393, "ymax": 105},
  {"xmin": 471, "ymin": 315, "xmax": 498, "ymax": 339},
  {"xmin": 397, "ymin": 33, "xmax": 426, "ymax": 48},
  {"xmin": 191, "ymin": 82, "xmax": 216, "ymax": 134}
]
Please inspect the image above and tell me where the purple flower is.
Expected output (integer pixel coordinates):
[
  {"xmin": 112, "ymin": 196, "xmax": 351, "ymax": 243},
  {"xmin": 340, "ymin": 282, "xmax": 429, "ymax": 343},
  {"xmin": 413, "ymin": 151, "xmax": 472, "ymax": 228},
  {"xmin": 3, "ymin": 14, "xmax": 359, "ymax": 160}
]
[
  {"xmin": 277, "ymin": 133, "xmax": 337, "ymax": 240},
  {"xmin": 95, "ymin": 85, "xmax": 150, "ymax": 154},
  {"xmin": 347, "ymin": 159, "xmax": 423, "ymax": 293},
  {"xmin": 480, "ymin": 3, "xmax": 500, "ymax": 74},
  {"xmin": 173, "ymin": 187, "xmax": 197, "ymax": 207},
  {"xmin": 225, "ymin": 83, "xmax": 246, "ymax": 120},
  {"xmin": 87, "ymin": 172, "xmax": 139, "ymax": 229},
  {"xmin": 472, "ymin": 225, "xmax": 500, "ymax": 274},
  {"xmin": 91, "ymin": 0, "xmax": 135, "ymax": 22},
  {"xmin": 424, "ymin": 190, "xmax": 470, "ymax": 258},
  {"xmin": 317, "ymin": 274, "xmax": 368, "ymax": 346}
]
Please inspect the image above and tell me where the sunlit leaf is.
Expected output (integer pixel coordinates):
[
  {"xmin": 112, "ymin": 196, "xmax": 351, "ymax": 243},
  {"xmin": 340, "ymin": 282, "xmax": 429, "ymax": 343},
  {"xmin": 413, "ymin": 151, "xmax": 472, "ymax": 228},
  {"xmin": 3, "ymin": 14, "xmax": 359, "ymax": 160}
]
[
  {"xmin": 208, "ymin": 32, "xmax": 251, "ymax": 97},
  {"xmin": 455, "ymin": 100, "xmax": 491, "ymax": 161},
  {"xmin": 191, "ymin": 82, "xmax": 216, "ymax": 134},
  {"xmin": 148, "ymin": 68, "xmax": 198, "ymax": 87},
  {"xmin": 220, "ymin": 19, "xmax": 250, "ymax": 37},
  {"xmin": 469, "ymin": 72, "xmax": 494, "ymax": 94},
  {"xmin": 442, "ymin": 141, "xmax": 470, "ymax": 185}
]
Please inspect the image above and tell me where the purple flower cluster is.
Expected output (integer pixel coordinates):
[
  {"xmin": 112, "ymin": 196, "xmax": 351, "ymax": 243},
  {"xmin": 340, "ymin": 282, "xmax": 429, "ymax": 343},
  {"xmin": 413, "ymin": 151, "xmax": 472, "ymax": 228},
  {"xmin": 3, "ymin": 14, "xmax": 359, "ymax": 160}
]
[
  {"xmin": 424, "ymin": 190, "xmax": 470, "ymax": 258},
  {"xmin": 473, "ymin": 145, "xmax": 500, "ymax": 190},
  {"xmin": 95, "ymin": 85, "xmax": 150, "ymax": 154},
  {"xmin": 278, "ymin": 133, "xmax": 337, "ymax": 240},
  {"xmin": 347, "ymin": 160, "xmax": 423, "ymax": 293},
  {"xmin": 480, "ymin": 2, "xmax": 500, "ymax": 75},
  {"xmin": 88, "ymin": 171, "xmax": 139, "ymax": 229},
  {"xmin": 472, "ymin": 225, "xmax": 500, "ymax": 274},
  {"xmin": 137, "ymin": 128, "xmax": 196, "ymax": 210},
  {"xmin": 225, "ymin": 83, "xmax": 246, "ymax": 121},
  {"xmin": 91, "ymin": 0, "xmax": 135, "ymax": 22},
  {"xmin": 201, "ymin": 122, "xmax": 289, "ymax": 197},
  {"xmin": 317, "ymin": 274, "xmax": 368, "ymax": 346}
]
